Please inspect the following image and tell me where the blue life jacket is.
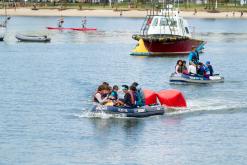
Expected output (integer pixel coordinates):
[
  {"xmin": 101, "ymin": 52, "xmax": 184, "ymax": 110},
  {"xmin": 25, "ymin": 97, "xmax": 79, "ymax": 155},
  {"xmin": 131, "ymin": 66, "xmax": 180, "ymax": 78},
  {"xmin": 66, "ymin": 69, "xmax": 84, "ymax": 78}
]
[
  {"xmin": 205, "ymin": 65, "xmax": 214, "ymax": 76},
  {"xmin": 188, "ymin": 51, "xmax": 199, "ymax": 65},
  {"xmin": 136, "ymin": 88, "xmax": 145, "ymax": 106},
  {"xmin": 110, "ymin": 91, "xmax": 118, "ymax": 100}
]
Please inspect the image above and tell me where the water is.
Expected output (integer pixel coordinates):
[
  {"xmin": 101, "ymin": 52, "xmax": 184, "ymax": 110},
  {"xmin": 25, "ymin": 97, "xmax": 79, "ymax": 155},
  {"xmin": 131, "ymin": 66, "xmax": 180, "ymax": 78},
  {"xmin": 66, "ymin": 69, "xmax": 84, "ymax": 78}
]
[{"xmin": 0, "ymin": 16, "xmax": 247, "ymax": 164}]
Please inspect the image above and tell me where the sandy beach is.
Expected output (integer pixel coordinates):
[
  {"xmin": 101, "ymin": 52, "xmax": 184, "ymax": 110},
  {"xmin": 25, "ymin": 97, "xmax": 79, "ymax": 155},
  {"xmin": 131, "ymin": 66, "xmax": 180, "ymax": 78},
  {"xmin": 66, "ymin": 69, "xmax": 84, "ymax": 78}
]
[{"xmin": 0, "ymin": 8, "xmax": 246, "ymax": 19}]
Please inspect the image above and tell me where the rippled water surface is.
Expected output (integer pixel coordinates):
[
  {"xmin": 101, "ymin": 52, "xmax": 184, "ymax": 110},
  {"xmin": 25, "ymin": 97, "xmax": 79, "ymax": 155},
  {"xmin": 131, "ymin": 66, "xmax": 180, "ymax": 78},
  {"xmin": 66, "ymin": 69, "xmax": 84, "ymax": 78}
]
[{"xmin": 0, "ymin": 16, "xmax": 247, "ymax": 165}]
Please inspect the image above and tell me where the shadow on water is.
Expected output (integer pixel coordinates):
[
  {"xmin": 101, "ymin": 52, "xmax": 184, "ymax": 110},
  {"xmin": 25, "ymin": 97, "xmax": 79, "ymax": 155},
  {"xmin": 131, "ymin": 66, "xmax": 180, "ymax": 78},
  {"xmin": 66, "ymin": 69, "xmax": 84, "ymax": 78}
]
[{"xmin": 131, "ymin": 54, "xmax": 188, "ymax": 59}]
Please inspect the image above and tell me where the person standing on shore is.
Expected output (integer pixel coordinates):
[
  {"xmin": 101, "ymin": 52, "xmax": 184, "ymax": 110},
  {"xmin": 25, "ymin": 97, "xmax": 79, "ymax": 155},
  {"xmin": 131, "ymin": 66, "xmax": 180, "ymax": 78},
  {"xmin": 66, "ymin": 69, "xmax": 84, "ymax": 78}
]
[
  {"xmin": 193, "ymin": 8, "xmax": 197, "ymax": 15},
  {"xmin": 240, "ymin": 11, "xmax": 244, "ymax": 17}
]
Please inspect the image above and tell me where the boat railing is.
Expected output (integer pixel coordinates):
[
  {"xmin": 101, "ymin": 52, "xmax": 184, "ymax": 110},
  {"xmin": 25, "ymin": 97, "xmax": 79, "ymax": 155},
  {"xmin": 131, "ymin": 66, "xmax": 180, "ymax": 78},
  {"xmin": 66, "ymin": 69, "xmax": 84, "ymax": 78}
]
[
  {"xmin": 139, "ymin": 15, "xmax": 154, "ymax": 36},
  {"xmin": 179, "ymin": 19, "xmax": 186, "ymax": 37},
  {"xmin": 139, "ymin": 6, "xmax": 186, "ymax": 37},
  {"xmin": 189, "ymin": 26, "xmax": 196, "ymax": 38}
]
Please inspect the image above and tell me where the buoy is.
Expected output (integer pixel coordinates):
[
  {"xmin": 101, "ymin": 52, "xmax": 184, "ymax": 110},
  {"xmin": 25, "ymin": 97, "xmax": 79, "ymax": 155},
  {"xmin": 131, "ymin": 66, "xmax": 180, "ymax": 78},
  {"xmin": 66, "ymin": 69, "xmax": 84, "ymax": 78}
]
[
  {"xmin": 157, "ymin": 89, "xmax": 187, "ymax": 108},
  {"xmin": 143, "ymin": 89, "xmax": 157, "ymax": 105}
]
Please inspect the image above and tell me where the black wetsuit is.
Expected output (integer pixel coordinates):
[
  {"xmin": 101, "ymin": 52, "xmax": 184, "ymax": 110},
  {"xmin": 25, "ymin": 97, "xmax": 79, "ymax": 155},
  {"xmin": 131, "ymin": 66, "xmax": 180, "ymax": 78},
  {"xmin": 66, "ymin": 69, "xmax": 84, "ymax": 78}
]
[{"xmin": 119, "ymin": 93, "xmax": 135, "ymax": 108}]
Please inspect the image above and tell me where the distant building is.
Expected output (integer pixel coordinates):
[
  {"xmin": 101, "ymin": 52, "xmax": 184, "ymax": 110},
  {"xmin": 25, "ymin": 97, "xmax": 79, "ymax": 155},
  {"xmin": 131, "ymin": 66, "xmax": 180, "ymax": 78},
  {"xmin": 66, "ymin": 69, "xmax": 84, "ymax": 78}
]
[{"xmin": 240, "ymin": 0, "xmax": 247, "ymax": 5}]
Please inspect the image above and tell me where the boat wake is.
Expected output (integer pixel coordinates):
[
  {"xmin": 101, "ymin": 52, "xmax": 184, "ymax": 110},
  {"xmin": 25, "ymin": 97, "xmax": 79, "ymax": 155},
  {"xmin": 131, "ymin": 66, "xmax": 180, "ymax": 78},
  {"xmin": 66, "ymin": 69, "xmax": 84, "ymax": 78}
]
[
  {"xmin": 170, "ymin": 98, "xmax": 247, "ymax": 117},
  {"xmin": 76, "ymin": 109, "xmax": 128, "ymax": 119},
  {"xmin": 75, "ymin": 97, "xmax": 247, "ymax": 119}
]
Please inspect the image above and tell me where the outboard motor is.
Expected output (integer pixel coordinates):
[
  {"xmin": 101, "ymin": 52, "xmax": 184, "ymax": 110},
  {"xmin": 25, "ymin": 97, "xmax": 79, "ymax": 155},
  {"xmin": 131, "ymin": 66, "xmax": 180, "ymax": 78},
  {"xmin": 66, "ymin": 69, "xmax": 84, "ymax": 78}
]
[
  {"xmin": 157, "ymin": 89, "xmax": 187, "ymax": 108},
  {"xmin": 143, "ymin": 89, "xmax": 157, "ymax": 105}
]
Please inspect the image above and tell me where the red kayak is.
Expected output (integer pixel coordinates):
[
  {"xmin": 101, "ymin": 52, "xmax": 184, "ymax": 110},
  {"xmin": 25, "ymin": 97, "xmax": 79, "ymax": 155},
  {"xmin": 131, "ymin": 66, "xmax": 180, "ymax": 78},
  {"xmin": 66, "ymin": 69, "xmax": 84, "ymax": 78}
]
[
  {"xmin": 72, "ymin": 27, "xmax": 97, "ymax": 31},
  {"xmin": 47, "ymin": 27, "xmax": 97, "ymax": 31}
]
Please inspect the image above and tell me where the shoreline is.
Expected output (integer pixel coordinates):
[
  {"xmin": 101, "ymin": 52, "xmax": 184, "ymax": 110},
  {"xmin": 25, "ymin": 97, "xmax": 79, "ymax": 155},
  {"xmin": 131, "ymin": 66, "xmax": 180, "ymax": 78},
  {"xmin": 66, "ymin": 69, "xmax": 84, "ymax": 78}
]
[{"xmin": 0, "ymin": 8, "xmax": 246, "ymax": 19}]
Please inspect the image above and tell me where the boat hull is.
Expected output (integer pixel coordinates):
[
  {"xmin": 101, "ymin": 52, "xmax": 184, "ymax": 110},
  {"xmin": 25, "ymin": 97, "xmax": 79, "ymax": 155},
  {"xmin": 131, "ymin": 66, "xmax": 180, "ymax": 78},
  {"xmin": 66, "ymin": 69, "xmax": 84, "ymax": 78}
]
[
  {"xmin": 47, "ymin": 27, "xmax": 97, "ymax": 31},
  {"xmin": 15, "ymin": 34, "xmax": 51, "ymax": 42},
  {"xmin": 169, "ymin": 73, "xmax": 224, "ymax": 84},
  {"xmin": 131, "ymin": 38, "xmax": 204, "ymax": 56},
  {"xmin": 91, "ymin": 105, "xmax": 165, "ymax": 118}
]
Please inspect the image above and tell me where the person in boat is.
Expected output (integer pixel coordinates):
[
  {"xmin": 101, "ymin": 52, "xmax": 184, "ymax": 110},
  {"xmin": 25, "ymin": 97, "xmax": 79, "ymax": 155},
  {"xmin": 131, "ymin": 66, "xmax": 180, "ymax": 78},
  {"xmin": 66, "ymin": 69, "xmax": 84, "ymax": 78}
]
[
  {"xmin": 132, "ymin": 82, "xmax": 145, "ymax": 107},
  {"xmin": 57, "ymin": 17, "xmax": 64, "ymax": 28},
  {"xmin": 100, "ymin": 82, "xmax": 110, "ymax": 97},
  {"xmin": 118, "ymin": 85, "xmax": 136, "ymax": 108},
  {"xmin": 94, "ymin": 84, "xmax": 110, "ymax": 105},
  {"xmin": 82, "ymin": 16, "xmax": 87, "ymax": 28},
  {"xmin": 188, "ymin": 42, "xmax": 205, "ymax": 66},
  {"xmin": 175, "ymin": 60, "xmax": 183, "ymax": 74},
  {"xmin": 102, "ymin": 82, "xmax": 109, "ymax": 86},
  {"xmin": 188, "ymin": 46, "xmax": 199, "ymax": 67},
  {"xmin": 197, "ymin": 62, "xmax": 206, "ymax": 76},
  {"xmin": 205, "ymin": 61, "xmax": 214, "ymax": 76},
  {"xmin": 109, "ymin": 85, "xmax": 119, "ymax": 101},
  {"xmin": 188, "ymin": 63, "xmax": 197, "ymax": 75},
  {"xmin": 182, "ymin": 60, "xmax": 188, "ymax": 74}
]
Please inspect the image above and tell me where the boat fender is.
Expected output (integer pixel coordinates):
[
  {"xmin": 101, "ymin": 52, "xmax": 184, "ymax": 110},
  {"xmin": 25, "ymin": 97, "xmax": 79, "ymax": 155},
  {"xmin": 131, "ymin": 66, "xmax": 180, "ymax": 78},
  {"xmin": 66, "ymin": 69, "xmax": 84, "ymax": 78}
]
[
  {"xmin": 132, "ymin": 35, "xmax": 139, "ymax": 40},
  {"xmin": 158, "ymin": 38, "xmax": 164, "ymax": 42},
  {"xmin": 143, "ymin": 89, "xmax": 157, "ymax": 105},
  {"xmin": 171, "ymin": 37, "xmax": 176, "ymax": 41},
  {"xmin": 153, "ymin": 38, "xmax": 158, "ymax": 42},
  {"xmin": 157, "ymin": 89, "xmax": 187, "ymax": 108}
]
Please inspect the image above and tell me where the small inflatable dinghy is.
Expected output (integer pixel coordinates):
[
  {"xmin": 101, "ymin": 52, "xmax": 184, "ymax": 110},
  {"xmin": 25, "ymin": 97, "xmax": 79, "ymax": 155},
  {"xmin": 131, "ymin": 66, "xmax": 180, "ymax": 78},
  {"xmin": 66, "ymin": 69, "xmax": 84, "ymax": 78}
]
[
  {"xmin": 169, "ymin": 73, "xmax": 224, "ymax": 84},
  {"xmin": 15, "ymin": 34, "xmax": 51, "ymax": 42},
  {"xmin": 91, "ymin": 105, "xmax": 165, "ymax": 118}
]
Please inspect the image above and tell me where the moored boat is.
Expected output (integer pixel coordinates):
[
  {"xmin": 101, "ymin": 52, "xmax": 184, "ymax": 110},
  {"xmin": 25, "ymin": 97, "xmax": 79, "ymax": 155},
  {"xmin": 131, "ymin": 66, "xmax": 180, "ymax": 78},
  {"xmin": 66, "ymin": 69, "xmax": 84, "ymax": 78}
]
[
  {"xmin": 169, "ymin": 73, "xmax": 224, "ymax": 84},
  {"xmin": 15, "ymin": 34, "xmax": 51, "ymax": 42},
  {"xmin": 91, "ymin": 105, "xmax": 165, "ymax": 118},
  {"xmin": 131, "ymin": 5, "xmax": 204, "ymax": 56}
]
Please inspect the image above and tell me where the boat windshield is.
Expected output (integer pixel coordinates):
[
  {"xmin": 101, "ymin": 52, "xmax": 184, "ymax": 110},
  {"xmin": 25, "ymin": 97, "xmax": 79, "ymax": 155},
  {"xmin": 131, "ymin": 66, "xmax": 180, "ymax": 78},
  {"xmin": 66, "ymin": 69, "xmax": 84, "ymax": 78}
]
[
  {"xmin": 170, "ymin": 20, "xmax": 177, "ymax": 27},
  {"xmin": 160, "ymin": 18, "xmax": 168, "ymax": 26},
  {"xmin": 159, "ymin": 18, "xmax": 177, "ymax": 27},
  {"xmin": 152, "ymin": 18, "xmax": 159, "ymax": 26}
]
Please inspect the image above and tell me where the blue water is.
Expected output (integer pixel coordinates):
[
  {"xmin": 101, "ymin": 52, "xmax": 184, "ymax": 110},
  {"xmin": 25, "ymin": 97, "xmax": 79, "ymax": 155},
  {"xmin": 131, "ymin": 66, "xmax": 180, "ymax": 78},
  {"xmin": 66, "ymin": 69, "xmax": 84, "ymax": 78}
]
[{"xmin": 0, "ymin": 16, "xmax": 247, "ymax": 164}]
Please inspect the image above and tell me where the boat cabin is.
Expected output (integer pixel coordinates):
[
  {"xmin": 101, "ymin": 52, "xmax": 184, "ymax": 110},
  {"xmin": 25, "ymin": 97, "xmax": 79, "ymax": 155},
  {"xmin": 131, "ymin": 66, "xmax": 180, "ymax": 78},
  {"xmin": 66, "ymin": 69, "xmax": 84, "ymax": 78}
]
[{"xmin": 141, "ymin": 5, "xmax": 192, "ymax": 38}]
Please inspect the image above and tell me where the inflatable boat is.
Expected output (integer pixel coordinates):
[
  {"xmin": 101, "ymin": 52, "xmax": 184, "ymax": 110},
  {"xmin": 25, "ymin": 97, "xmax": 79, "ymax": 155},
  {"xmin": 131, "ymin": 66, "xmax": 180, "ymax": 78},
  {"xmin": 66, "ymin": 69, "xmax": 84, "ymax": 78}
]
[
  {"xmin": 15, "ymin": 34, "xmax": 51, "ymax": 42},
  {"xmin": 91, "ymin": 105, "xmax": 165, "ymax": 118},
  {"xmin": 169, "ymin": 73, "xmax": 224, "ymax": 84},
  {"xmin": 46, "ymin": 27, "xmax": 97, "ymax": 31},
  {"xmin": 72, "ymin": 27, "xmax": 97, "ymax": 31}
]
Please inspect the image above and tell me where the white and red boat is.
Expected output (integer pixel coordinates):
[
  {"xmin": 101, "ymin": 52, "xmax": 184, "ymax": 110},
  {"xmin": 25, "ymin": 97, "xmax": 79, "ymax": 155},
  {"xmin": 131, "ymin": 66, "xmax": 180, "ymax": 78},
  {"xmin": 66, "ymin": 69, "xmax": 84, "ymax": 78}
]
[{"xmin": 131, "ymin": 5, "xmax": 204, "ymax": 56}]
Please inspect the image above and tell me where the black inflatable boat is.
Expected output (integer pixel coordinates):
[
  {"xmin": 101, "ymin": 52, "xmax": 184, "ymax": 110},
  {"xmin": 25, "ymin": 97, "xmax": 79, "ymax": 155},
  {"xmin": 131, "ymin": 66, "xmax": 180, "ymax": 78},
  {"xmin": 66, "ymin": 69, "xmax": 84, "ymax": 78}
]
[{"xmin": 91, "ymin": 105, "xmax": 165, "ymax": 118}]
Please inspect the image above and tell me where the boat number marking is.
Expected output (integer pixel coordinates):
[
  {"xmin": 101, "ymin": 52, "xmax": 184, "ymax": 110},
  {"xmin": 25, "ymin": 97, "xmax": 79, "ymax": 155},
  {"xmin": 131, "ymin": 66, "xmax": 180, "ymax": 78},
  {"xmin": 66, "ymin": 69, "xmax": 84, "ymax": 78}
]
[{"xmin": 137, "ymin": 109, "xmax": 145, "ymax": 113}]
